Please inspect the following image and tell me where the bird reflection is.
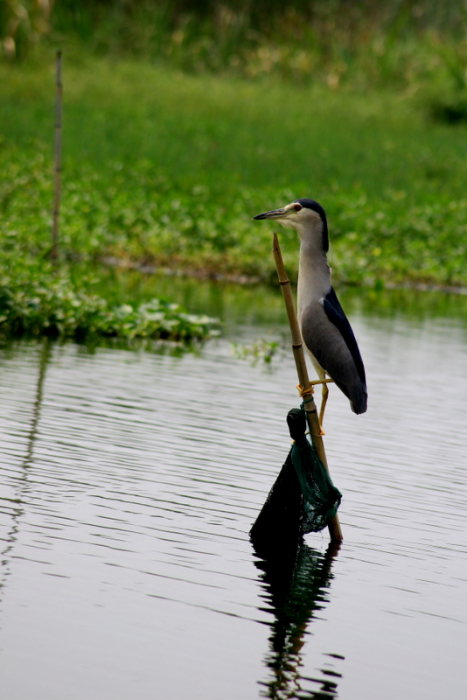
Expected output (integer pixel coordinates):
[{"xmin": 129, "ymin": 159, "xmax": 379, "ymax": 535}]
[{"xmin": 252, "ymin": 537, "xmax": 341, "ymax": 699}]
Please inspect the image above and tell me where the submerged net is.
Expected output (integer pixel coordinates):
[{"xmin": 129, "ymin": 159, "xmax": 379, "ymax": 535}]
[{"xmin": 250, "ymin": 407, "xmax": 341, "ymax": 547}]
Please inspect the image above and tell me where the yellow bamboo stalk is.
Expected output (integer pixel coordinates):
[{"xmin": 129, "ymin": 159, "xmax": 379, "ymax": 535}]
[
  {"xmin": 51, "ymin": 50, "xmax": 62, "ymax": 262},
  {"xmin": 272, "ymin": 233, "xmax": 343, "ymax": 543}
]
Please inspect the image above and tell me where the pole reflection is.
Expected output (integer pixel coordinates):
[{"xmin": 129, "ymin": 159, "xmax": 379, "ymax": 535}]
[
  {"xmin": 0, "ymin": 340, "xmax": 51, "ymax": 603},
  {"xmin": 252, "ymin": 537, "xmax": 341, "ymax": 699}
]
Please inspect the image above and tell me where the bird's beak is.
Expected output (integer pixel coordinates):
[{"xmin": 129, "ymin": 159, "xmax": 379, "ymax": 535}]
[{"xmin": 253, "ymin": 207, "xmax": 288, "ymax": 220}]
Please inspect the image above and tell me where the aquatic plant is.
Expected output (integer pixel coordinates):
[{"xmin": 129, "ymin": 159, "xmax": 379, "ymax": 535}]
[{"xmin": 0, "ymin": 267, "xmax": 219, "ymax": 344}]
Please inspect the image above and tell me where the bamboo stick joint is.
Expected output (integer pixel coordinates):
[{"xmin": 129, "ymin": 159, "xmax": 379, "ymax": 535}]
[{"xmin": 297, "ymin": 382, "xmax": 314, "ymax": 397}]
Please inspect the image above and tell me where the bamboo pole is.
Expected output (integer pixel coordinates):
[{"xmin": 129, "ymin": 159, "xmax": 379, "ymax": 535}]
[
  {"xmin": 51, "ymin": 50, "xmax": 62, "ymax": 262},
  {"xmin": 272, "ymin": 233, "xmax": 343, "ymax": 543}
]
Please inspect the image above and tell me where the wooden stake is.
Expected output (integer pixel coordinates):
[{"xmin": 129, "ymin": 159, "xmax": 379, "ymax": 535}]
[
  {"xmin": 272, "ymin": 233, "xmax": 343, "ymax": 543},
  {"xmin": 51, "ymin": 50, "xmax": 62, "ymax": 262}
]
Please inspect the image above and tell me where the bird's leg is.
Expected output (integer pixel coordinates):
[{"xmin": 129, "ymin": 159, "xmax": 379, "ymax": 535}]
[
  {"xmin": 319, "ymin": 380, "xmax": 329, "ymax": 432},
  {"xmin": 312, "ymin": 368, "xmax": 328, "ymax": 433}
]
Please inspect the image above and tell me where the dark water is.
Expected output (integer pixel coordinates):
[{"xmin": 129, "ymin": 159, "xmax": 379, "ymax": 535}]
[{"xmin": 0, "ymin": 281, "xmax": 466, "ymax": 700}]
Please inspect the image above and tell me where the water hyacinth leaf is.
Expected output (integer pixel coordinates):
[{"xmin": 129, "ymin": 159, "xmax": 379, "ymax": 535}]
[{"xmin": 0, "ymin": 270, "xmax": 219, "ymax": 346}]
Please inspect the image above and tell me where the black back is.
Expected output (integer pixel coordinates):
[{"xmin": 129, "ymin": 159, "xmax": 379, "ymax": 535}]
[{"xmin": 323, "ymin": 287, "xmax": 367, "ymax": 388}]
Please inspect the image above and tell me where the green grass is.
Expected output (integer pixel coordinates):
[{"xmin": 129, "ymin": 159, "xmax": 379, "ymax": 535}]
[
  {"xmin": 4, "ymin": 2, "xmax": 466, "ymax": 98},
  {"xmin": 1, "ymin": 55, "xmax": 466, "ymax": 295}
]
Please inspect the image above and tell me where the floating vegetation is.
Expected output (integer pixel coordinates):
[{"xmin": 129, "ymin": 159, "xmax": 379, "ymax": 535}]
[
  {"xmin": 0, "ymin": 269, "xmax": 219, "ymax": 345},
  {"xmin": 232, "ymin": 338, "xmax": 283, "ymax": 365}
]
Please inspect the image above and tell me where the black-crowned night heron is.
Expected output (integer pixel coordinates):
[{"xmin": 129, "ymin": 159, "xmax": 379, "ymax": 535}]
[{"xmin": 254, "ymin": 198, "xmax": 367, "ymax": 423}]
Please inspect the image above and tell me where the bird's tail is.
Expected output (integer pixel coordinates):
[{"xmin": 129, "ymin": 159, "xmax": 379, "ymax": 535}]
[{"xmin": 350, "ymin": 385, "xmax": 368, "ymax": 414}]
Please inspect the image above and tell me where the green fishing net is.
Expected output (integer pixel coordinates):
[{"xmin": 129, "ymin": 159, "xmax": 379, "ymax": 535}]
[
  {"xmin": 251, "ymin": 407, "xmax": 342, "ymax": 547},
  {"xmin": 288, "ymin": 407, "xmax": 342, "ymax": 533}
]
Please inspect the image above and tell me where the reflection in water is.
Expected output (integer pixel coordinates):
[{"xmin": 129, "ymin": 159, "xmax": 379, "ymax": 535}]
[
  {"xmin": 0, "ymin": 340, "xmax": 51, "ymax": 601},
  {"xmin": 94, "ymin": 265, "xmax": 467, "ymax": 329},
  {"xmin": 253, "ymin": 538, "xmax": 341, "ymax": 699}
]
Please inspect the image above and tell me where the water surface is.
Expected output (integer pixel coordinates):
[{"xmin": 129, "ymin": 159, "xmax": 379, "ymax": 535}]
[{"xmin": 0, "ymin": 283, "xmax": 466, "ymax": 699}]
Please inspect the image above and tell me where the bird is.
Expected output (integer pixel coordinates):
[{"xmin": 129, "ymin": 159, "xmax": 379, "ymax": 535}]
[{"xmin": 253, "ymin": 198, "xmax": 367, "ymax": 424}]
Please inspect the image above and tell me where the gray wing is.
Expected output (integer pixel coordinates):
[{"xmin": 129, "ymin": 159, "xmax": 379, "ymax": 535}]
[{"xmin": 301, "ymin": 288, "xmax": 367, "ymax": 414}]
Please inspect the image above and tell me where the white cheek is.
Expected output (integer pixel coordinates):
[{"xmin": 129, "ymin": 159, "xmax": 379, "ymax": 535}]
[{"xmin": 298, "ymin": 209, "xmax": 317, "ymax": 224}]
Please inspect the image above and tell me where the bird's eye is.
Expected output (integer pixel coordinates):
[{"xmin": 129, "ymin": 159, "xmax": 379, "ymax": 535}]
[{"xmin": 293, "ymin": 204, "xmax": 302, "ymax": 212}]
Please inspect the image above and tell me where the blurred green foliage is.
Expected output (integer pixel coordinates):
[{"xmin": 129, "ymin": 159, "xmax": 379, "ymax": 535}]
[
  {"xmin": 2, "ymin": 1, "xmax": 466, "ymax": 126},
  {"xmin": 0, "ymin": 258, "xmax": 218, "ymax": 343},
  {"xmin": 1, "ymin": 59, "xmax": 465, "ymax": 289},
  {"xmin": 1, "ymin": 2, "xmax": 465, "ymax": 100},
  {"xmin": 0, "ymin": 4, "xmax": 466, "ymax": 345}
]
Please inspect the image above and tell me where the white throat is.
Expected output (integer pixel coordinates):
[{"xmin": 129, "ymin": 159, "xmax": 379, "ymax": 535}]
[{"xmin": 297, "ymin": 239, "xmax": 331, "ymax": 317}]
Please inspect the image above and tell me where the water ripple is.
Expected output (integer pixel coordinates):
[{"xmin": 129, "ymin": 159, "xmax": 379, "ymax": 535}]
[{"xmin": 0, "ymin": 312, "xmax": 465, "ymax": 699}]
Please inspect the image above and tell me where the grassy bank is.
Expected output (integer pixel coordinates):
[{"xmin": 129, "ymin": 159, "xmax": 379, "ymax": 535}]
[
  {"xmin": 1, "ymin": 56, "xmax": 466, "ymax": 292},
  {"xmin": 3, "ymin": 3, "xmax": 466, "ymax": 95}
]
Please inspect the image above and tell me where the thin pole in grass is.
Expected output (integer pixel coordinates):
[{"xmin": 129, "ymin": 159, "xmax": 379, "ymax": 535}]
[
  {"xmin": 272, "ymin": 233, "xmax": 343, "ymax": 544},
  {"xmin": 51, "ymin": 50, "xmax": 62, "ymax": 263}
]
